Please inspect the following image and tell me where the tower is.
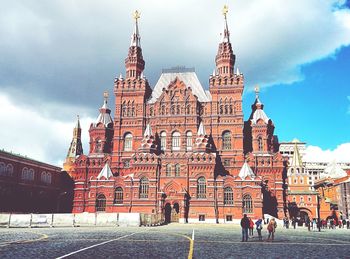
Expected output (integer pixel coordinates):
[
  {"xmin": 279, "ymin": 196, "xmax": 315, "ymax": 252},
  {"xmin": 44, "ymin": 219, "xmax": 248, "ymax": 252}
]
[
  {"xmin": 245, "ymin": 86, "xmax": 276, "ymax": 154},
  {"xmin": 63, "ymin": 115, "xmax": 83, "ymax": 172},
  {"xmin": 89, "ymin": 92, "xmax": 114, "ymax": 154},
  {"xmin": 209, "ymin": 5, "xmax": 244, "ymax": 174},
  {"xmin": 112, "ymin": 10, "xmax": 152, "ymax": 173}
]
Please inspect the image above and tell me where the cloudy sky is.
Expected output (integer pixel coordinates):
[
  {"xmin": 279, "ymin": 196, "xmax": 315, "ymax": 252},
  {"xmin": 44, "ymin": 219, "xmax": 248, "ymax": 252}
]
[{"xmin": 1, "ymin": 0, "xmax": 350, "ymax": 166}]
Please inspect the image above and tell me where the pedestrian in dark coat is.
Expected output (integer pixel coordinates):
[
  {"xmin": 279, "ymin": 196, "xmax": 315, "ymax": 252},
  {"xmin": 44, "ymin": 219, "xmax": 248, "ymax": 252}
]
[
  {"xmin": 240, "ymin": 214, "xmax": 250, "ymax": 242},
  {"xmin": 255, "ymin": 218, "xmax": 263, "ymax": 241}
]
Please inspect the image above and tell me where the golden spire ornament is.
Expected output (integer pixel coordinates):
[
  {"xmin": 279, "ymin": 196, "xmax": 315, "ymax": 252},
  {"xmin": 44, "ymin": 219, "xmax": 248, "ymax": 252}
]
[
  {"xmin": 254, "ymin": 85, "xmax": 260, "ymax": 98},
  {"xmin": 133, "ymin": 10, "xmax": 140, "ymax": 21},
  {"xmin": 223, "ymin": 5, "xmax": 229, "ymax": 18}
]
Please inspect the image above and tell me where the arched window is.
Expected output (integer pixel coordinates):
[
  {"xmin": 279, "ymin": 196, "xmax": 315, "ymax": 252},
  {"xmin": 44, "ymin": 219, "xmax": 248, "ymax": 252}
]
[
  {"xmin": 114, "ymin": 187, "xmax": 123, "ymax": 204},
  {"xmin": 95, "ymin": 193, "xmax": 106, "ymax": 212},
  {"xmin": 139, "ymin": 177, "xmax": 149, "ymax": 199},
  {"xmin": 166, "ymin": 164, "xmax": 171, "ymax": 177},
  {"xmin": 47, "ymin": 172, "xmax": 52, "ymax": 184},
  {"xmin": 95, "ymin": 138, "xmax": 102, "ymax": 153},
  {"xmin": 21, "ymin": 167, "xmax": 28, "ymax": 180},
  {"xmin": 124, "ymin": 133, "xmax": 133, "ymax": 151},
  {"xmin": 243, "ymin": 194, "xmax": 253, "ymax": 213},
  {"xmin": 41, "ymin": 171, "xmax": 47, "ymax": 182},
  {"xmin": 175, "ymin": 164, "xmax": 181, "ymax": 177},
  {"xmin": 186, "ymin": 131, "xmax": 193, "ymax": 151},
  {"xmin": 197, "ymin": 177, "xmax": 206, "ymax": 199},
  {"xmin": 224, "ymin": 187, "xmax": 234, "ymax": 205},
  {"xmin": 222, "ymin": 131, "xmax": 231, "ymax": 150},
  {"xmin": 6, "ymin": 164, "xmax": 13, "ymax": 177},
  {"xmin": 28, "ymin": 169, "xmax": 34, "ymax": 181},
  {"xmin": 172, "ymin": 131, "xmax": 181, "ymax": 151},
  {"xmin": 186, "ymin": 104, "xmax": 191, "ymax": 114},
  {"xmin": 257, "ymin": 136, "xmax": 263, "ymax": 151},
  {"xmin": 160, "ymin": 131, "xmax": 167, "ymax": 151},
  {"xmin": 122, "ymin": 101, "xmax": 127, "ymax": 116}
]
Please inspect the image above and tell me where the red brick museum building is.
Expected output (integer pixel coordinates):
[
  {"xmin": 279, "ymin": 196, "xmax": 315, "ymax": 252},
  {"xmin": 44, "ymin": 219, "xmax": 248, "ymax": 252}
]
[{"xmin": 64, "ymin": 9, "xmax": 287, "ymax": 223}]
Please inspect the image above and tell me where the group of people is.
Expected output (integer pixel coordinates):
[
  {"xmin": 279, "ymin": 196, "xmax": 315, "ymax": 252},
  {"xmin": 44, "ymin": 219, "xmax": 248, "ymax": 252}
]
[
  {"xmin": 240, "ymin": 214, "xmax": 277, "ymax": 242},
  {"xmin": 282, "ymin": 216, "xmax": 350, "ymax": 230}
]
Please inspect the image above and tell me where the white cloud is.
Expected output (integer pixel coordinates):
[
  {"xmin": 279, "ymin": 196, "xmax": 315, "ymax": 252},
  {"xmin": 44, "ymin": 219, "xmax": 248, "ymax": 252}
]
[
  {"xmin": 0, "ymin": 93, "xmax": 93, "ymax": 166},
  {"xmin": 304, "ymin": 143, "xmax": 350, "ymax": 163}
]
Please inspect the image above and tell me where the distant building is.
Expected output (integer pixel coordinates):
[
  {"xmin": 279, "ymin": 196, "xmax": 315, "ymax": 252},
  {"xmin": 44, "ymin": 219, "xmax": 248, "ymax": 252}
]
[
  {"xmin": 0, "ymin": 149, "xmax": 71, "ymax": 213},
  {"xmin": 64, "ymin": 8, "xmax": 287, "ymax": 222},
  {"xmin": 286, "ymin": 142, "xmax": 318, "ymax": 220}
]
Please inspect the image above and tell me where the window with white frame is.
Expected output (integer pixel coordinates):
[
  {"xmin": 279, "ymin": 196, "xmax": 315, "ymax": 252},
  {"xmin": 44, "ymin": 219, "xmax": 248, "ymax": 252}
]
[
  {"xmin": 172, "ymin": 131, "xmax": 181, "ymax": 151},
  {"xmin": 124, "ymin": 133, "xmax": 133, "ymax": 151},
  {"xmin": 160, "ymin": 131, "xmax": 167, "ymax": 151},
  {"xmin": 186, "ymin": 131, "xmax": 192, "ymax": 150}
]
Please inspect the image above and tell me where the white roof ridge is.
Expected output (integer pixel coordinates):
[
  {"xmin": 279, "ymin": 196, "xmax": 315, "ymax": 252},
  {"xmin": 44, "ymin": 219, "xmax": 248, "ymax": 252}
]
[{"xmin": 251, "ymin": 109, "xmax": 269, "ymax": 125}]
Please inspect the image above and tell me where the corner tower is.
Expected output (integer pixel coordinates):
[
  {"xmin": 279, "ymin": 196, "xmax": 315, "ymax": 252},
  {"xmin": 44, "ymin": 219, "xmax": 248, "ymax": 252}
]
[
  {"xmin": 112, "ymin": 10, "xmax": 152, "ymax": 173},
  {"xmin": 209, "ymin": 5, "xmax": 244, "ymax": 174}
]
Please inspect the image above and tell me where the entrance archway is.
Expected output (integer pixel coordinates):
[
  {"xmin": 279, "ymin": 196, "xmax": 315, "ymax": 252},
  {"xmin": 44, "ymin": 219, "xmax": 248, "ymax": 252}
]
[
  {"xmin": 164, "ymin": 203, "xmax": 172, "ymax": 223},
  {"xmin": 164, "ymin": 202, "xmax": 180, "ymax": 223}
]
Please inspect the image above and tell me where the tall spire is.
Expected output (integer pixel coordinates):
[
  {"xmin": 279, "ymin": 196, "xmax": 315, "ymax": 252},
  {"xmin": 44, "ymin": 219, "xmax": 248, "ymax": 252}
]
[
  {"xmin": 215, "ymin": 5, "xmax": 235, "ymax": 77},
  {"xmin": 130, "ymin": 10, "xmax": 141, "ymax": 47},
  {"xmin": 222, "ymin": 5, "xmax": 230, "ymax": 43},
  {"xmin": 66, "ymin": 115, "xmax": 83, "ymax": 159},
  {"xmin": 125, "ymin": 10, "xmax": 145, "ymax": 79},
  {"xmin": 291, "ymin": 142, "xmax": 303, "ymax": 168}
]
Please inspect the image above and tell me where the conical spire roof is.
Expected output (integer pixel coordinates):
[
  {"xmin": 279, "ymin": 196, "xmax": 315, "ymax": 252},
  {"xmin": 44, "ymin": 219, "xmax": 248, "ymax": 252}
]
[
  {"xmin": 222, "ymin": 5, "xmax": 230, "ymax": 43},
  {"xmin": 130, "ymin": 10, "xmax": 141, "ymax": 47},
  {"xmin": 291, "ymin": 143, "xmax": 303, "ymax": 167},
  {"xmin": 75, "ymin": 115, "xmax": 81, "ymax": 129},
  {"xmin": 97, "ymin": 163, "xmax": 113, "ymax": 180},
  {"xmin": 197, "ymin": 121, "xmax": 206, "ymax": 136},
  {"xmin": 94, "ymin": 92, "xmax": 113, "ymax": 127},
  {"xmin": 144, "ymin": 123, "xmax": 153, "ymax": 137},
  {"xmin": 239, "ymin": 162, "xmax": 256, "ymax": 180}
]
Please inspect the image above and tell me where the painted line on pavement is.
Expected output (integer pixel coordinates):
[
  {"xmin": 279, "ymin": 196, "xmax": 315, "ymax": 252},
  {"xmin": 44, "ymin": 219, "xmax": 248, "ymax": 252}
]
[
  {"xmin": 194, "ymin": 240, "xmax": 350, "ymax": 246},
  {"xmin": 286, "ymin": 235, "xmax": 350, "ymax": 244},
  {"xmin": 0, "ymin": 232, "xmax": 48, "ymax": 247},
  {"xmin": 55, "ymin": 232, "xmax": 138, "ymax": 259}
]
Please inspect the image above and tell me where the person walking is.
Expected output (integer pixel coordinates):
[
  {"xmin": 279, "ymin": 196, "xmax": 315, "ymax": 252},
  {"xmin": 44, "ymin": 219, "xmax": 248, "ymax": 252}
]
[
  {"xmin": 306, "ymin": 217, "xmax": 311, "ymax": 231},
  {"xmin": 240, "ymin": 214, "xmax": 250, "ymax": 242},
  {"xmin": 249, "ymin": 217, "xmax": 254, "ymax": 236},
  {"xmin": 267, "ymin": 218, "xmax": 277, "ymax": 241},
  {"xmin": 255, "ymin": 218, "xmax": 263, "ymax": 241}
]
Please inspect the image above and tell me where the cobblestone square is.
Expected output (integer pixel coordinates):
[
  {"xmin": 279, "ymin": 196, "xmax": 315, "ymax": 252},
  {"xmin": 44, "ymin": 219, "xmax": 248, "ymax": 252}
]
[{"xmin": 0, "ymin": 224, "xmax": 349, "ymax": 259}]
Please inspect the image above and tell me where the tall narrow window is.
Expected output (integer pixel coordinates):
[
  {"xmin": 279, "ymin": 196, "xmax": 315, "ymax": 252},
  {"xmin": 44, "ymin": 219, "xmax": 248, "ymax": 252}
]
[
  {"xmin": 6, "ymin": 164, "xmax": 13, "ymax": 177},
  {"xmin": 28, "ymin": 169, "xmax": 34, "ymax": 181},
  {"xmin": 172, "ymin": 131, "xmax": 181, "ymax": 151},
  {"xmin": 224, "ymin": 187, "xmax": 234, "ymax": 205},
  {"xmin": 114, "ymin": 187, "xmax": 123, "ymax": 204},
  {"xmin": 257, "ymin": 136, "xmax": 263, "ymax": 151},
  {"xmin": 166, "ymin": 164, "xmax": 172, "ymax": 176},
  {"xmin": 222, "ymin": 131, "xmax": 231, "ymax": 150},
  {"xmin": 124, "ymin": 133, "xmax": 133, "ymax": 151},
  {"xmin": 243, "ymin": 194, "xmax": 253, "ymax": 213},
  {"xmin": 160, "ymin": 131, "xmax": 167, "ymax": 151},
  {"xmin": 175, "ymin": 164, "xmax": 181, "ymax": 177},
  {"xmin": 186, "ymin": 131, "xmax": 193, "ymax": 151},
  {"xmin": 96, "ymin": 193, "xmax": 106, "ymax": 212},
  {"xmin": 139, "ymin": 177, "xmax": 149, "ymax": 199},
  {"xmin": 197, "ymin": 177, "xmax": 206, "ymax": 199}
]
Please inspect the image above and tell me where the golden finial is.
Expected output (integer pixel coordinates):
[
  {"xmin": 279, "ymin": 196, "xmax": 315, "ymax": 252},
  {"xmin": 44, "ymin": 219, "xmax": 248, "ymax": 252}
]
[
  {"xmin": 223, "ymin": 5, "xmax": 229, "ymax": 17},
  {"xmin": 133, "ymin": 10, "xmax": 140, "ymax": 21},
  {"xmin": 103, "ymin": 91, "xmax": 109, "ymax": 100}
]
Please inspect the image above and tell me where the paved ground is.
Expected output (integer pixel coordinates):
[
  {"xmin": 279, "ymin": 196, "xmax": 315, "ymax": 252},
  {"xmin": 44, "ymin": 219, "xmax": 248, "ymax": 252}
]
[{"xmin": 0, "ymin": 224, "xmax": 349, "ymax": 258}]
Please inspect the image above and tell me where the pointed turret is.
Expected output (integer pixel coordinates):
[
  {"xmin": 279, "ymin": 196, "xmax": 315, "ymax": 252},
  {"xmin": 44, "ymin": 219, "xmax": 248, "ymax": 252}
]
[
  {"xmin": 139, "ymin": 123, "xmax": 157, "ymax": 153},
  {"xmin": 239, "ymin": 162, "xmax": 255, "ymax": 180},
  {"xmin": 63, "ymin": 115, "xmax": 84, "ymax": 172},
  {"xmin": 194, "ymin": 122, "xmax": 211, "ymax": 152},
  {"xmin": 250, "ymin": 86, "xmax": 269, "ymax": 125},
  {"xmin": 66, "ymin": 115, "xmax": 84, "ymax": 159},
  {"xmin": 125, "ymin": 10, "xmax": 145, "ymax": 79},
  {"xmin": 97, "ymin": 162, "xmax": 113, "ymax": 180},
  {"xmin": 89, "ymin": 92, "xmax": 114, "ymax": 154},
  {"xmin": 215, "ymin": 5, "xmax": 236, "ymax": 77},
  {"xmin": 291, "ymin": 141, "xmax": 303, "ymax": 168}
]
